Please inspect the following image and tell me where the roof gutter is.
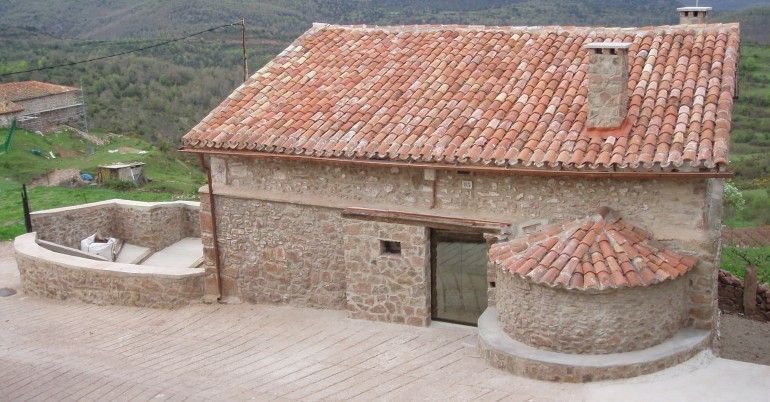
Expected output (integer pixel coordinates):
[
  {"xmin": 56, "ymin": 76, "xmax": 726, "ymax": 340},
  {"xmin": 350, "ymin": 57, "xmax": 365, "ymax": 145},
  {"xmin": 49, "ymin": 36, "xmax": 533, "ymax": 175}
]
[{"xmin": 181, "ymin": 147, "xmax": 732, "ymax": 179}]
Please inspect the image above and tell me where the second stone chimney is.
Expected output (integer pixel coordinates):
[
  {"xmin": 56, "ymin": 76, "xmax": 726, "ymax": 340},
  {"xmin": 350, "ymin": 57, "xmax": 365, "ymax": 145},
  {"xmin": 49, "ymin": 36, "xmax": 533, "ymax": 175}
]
[
  {"xmin": 677, "ymin": 6, "xmax": 712, "ymax": 24},
  {"xmin": 585, "ymin": 42, "xmax": 631, "ymax": 129}
]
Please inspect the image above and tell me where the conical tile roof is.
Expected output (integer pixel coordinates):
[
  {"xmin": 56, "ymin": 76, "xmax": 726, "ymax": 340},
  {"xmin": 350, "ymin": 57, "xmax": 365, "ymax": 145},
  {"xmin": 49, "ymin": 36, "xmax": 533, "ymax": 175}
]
[{"xmin": 489, "ymin": 208, "xmax": 697, "ymax": 291}]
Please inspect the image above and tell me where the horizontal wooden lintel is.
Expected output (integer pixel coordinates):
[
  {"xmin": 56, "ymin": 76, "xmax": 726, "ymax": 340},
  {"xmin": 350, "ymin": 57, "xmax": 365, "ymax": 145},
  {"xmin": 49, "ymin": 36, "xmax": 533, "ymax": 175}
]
[{"xmin": 341, "ymin": 207, "xmax": 509, "ymax": 233}]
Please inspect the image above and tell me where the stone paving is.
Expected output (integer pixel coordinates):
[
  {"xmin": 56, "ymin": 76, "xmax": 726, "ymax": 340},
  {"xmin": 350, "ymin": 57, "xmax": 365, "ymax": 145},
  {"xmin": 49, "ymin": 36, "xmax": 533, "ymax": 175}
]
[{"xmin": 1, "ymin": 242, "xmax": 769, "ymax": 401}]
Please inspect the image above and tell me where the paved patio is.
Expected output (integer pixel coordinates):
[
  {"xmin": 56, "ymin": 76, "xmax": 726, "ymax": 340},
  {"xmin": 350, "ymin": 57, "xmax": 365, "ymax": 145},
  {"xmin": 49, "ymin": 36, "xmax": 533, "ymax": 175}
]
[{"xmin": 1, "ymin": 242, "xmax": 769, "ymax": 401}]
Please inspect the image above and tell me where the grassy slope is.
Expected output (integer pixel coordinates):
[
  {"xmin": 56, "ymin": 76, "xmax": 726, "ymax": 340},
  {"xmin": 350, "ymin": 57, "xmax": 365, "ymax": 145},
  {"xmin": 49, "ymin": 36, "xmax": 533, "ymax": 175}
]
[
  {"xmin": 721, "ymin": 246, "xmax": 770, "ymax": 284},
  {"xmin": 724, "ymin": 43, "xmax": 770, "ymax": 228},
  {"xmin": 0, "ymin": 128, "xmax": 204, "ymax": 240}
]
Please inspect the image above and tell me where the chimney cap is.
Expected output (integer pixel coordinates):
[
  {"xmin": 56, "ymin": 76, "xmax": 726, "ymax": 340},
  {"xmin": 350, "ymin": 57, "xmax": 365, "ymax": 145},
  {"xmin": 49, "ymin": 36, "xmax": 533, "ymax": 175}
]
[
  {"xmin": 584, "ymin": 42, "xmax": 632, "ymax": 50},
  {"xmin": 676, "ymin": 6, "xmax": 712, "ymax": 12}
]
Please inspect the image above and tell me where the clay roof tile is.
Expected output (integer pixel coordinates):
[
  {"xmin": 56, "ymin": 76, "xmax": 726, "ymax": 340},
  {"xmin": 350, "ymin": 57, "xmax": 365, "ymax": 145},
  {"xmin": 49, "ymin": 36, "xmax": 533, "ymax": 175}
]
[
  {"xmin": 490, "ymin": 207, "xmax": 698, "ymax": 291},
  {"xmin": 182, "ymin": 23, "xmax": 738, "ymax": 174}
]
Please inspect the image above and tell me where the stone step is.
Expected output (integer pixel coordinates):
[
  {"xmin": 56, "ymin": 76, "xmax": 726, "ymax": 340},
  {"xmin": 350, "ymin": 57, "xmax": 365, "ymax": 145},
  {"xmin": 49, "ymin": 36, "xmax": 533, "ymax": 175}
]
[{"xmin": 478, "ymin": 306, "xmax": 711, "ymax": 382}]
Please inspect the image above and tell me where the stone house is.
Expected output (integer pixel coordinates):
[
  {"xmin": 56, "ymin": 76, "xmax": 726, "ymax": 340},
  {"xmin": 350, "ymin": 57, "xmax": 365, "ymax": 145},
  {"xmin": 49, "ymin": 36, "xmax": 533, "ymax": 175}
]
[
  {"xmin": 182, "ymin": 8, "xmax": 738, "ymax": 378},
  {"xmin": 0, "ymin": 80, "xmax": 85, "ymax": 132}
]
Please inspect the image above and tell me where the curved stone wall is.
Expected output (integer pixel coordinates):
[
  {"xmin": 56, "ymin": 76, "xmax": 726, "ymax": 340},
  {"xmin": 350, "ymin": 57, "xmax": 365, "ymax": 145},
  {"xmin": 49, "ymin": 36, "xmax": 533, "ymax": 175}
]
[
  {"xmin": 14, "ymin": 232, "xmax": 204, "ymax": 308},
  {"xmin": 30, "ymin": 199, "xmax": 200, "ymax": 252},
  {"xmin": 496, "ymin": 272, "xmax": 688, "ymax": 354}
]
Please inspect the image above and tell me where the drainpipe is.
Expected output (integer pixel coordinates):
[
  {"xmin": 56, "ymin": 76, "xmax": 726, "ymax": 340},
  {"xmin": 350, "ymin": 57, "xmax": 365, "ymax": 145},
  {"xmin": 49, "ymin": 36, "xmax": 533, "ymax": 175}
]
[{"xmin": 198, "ymin": 153, "xmax": 224, "ymax": 301}]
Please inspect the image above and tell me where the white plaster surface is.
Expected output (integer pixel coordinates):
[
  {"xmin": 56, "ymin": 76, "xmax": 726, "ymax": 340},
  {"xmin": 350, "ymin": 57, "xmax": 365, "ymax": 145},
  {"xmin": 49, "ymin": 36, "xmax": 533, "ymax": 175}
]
[{"xmin": 0, "ymin": 242, "xmax": 768, "ymax": 400}]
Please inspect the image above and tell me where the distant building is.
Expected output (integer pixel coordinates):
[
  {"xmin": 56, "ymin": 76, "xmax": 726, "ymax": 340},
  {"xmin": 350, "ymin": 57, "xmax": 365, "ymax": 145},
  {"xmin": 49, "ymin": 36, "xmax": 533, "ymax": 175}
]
[
  {"xmin": 0, "ymin": 80, "xmax": 85, "ymax": 132},
  {"xmin": 97, "ymin": 162, "xmax": 146, "ymax": 185}
]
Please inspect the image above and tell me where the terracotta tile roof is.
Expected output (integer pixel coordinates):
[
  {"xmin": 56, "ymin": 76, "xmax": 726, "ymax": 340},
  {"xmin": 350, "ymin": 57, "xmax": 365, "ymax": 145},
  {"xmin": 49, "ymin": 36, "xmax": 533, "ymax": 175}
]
[
  {"xmin": 489, "ymin": 207, "xmax": 698, "ymax": 290},
  {"xmin": 182, "ymin": 23, "xmax": 740, "ymax": 172},
  {"xmin": 0, "ymin": 100, "xmax": 23, "ymax": 115},
  {"xmin": 0, "ymin": 81, "xmax": 78, "ymax": 102}
]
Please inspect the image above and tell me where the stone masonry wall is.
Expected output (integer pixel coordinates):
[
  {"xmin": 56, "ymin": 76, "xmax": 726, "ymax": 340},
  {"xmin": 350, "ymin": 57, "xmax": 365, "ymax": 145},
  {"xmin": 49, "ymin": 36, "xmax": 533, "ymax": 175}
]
[
  {"xmin": 20, "ymin": 106, "xmax": 83, "ymax": 133},
  {"xmin": 15, "ymin": 233, "xmax": 203, "ymax": 308},
  {"xmin": 496, "ymin": 272, "xmax": 688, "ymax": 354},
  {"xmin": 31, "ymin": 200, "xmax": 200, "ymax": 252},
  {"xmin": 17, "ymin": 91, "xmax": 84, "ymax": 133},
  {"xmin": 211, "ymin": 156, "xmax": 720, "ymax": 329},
  {"xmin": 586, "ymin": 48, "xmax": 629, "ymax": 128},
  {"xmin": 213, "ymin": 196, "xmax": 347, "ymax": 308},
  {"xmin": 344, "ymin": 220, "xmax": 430, "ymax": 326},
  {"xmin": 17, "ymin": 91, "xmax": 81, "ymax": 115}
]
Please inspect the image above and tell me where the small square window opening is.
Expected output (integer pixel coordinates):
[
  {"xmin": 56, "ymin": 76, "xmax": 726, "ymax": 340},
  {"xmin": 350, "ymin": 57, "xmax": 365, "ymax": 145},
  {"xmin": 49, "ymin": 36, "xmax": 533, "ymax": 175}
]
[{"xmin": 380, "ymin": 240, "xmax": 402, "ymax": 255}]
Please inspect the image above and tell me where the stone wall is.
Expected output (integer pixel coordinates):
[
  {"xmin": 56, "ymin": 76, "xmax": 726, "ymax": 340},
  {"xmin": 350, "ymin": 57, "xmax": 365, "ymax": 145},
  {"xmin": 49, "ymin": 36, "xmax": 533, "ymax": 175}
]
[
  {"xmin": 17, "ymin": 91, "xmax": 80, "ymax": 114},
  {"xmin": 496, "ymin": 272, "xmax": 688, "ymax": 354},
  {"xmin": 31, "ymin": 199, "xmax": 200, "ymax": 252},
  {"xmin": 208, "ymin": 156, "xmax": 720, "ymax": 329},
  {"xmin": 213, "ymin": 196, "xmax": 347, "ymax": 309},
  {"xmin": 16, "ymin": 91, "xmax": 84, "ymax": 133},
  {"xmin": 0, "ymin": 112, "xmax": 20, "ymax": 127},
  {"xmin": 14, "ymin": 232, "xmax": 204, "ymax": 308},
  {"xmin": 586, "ymin": 47, "xmax": 629, "ymax": 128},
  {"xmin": 718, "ymin": 269, "xmax": 770, "ymax": 321},
  {"xmin": 219, "ymin": 156, "xmax": 713, "ymax": 236},
  {"xmin": 20, "ymin": 106, "xmax": 83, "ymax": 133},
  {"xmin": 344, "ymin": 220, "xmax": 430, "ymax": 326}
]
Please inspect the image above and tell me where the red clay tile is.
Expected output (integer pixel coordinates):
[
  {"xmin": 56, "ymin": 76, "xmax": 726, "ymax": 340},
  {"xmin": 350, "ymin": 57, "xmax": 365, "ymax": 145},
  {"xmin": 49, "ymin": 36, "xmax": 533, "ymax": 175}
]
[
  {"xmin": 489, "ymin": 207, "xmax": 698, "ymax": 290},
  {"xmin": 182, "ymin": 23, "xmax": 739, "ymax": 172}
]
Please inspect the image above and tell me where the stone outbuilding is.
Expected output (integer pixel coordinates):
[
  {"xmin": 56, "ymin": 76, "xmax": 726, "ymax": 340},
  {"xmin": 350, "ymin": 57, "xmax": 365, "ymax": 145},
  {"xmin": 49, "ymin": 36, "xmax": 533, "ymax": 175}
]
[
  {"xmin": 181, "ymin": 13, "xmax": 739, "ymax": 381},
  {"xmin": 0, "ymin": 80, "xmax": 85, "ymax": 132}
]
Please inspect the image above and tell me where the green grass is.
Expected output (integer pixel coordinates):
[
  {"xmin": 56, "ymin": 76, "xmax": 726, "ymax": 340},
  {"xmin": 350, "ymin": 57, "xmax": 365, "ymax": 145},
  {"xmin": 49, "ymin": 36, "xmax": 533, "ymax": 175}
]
[
  {"xmin": 725, "ymin": 188, "xmax": 770, "ymax": 228},
  {"xmin": 0, "ymin": 128, "xmax": 204, "ymax": 240},
  {"xmin": 721, "ymin": 245, "xmax": 770, "ymax": 285}
]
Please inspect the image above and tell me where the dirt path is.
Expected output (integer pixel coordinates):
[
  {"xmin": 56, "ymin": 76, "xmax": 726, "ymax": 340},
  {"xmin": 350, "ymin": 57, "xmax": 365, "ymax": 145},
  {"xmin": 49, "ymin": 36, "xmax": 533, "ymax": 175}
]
[
  {"xmin": 720, "ymin": 313, "xmax": 770, "ymax": 366},
  {"xmin": 27, "ymin": 168, "xmax": 82, "ymax": 187}
]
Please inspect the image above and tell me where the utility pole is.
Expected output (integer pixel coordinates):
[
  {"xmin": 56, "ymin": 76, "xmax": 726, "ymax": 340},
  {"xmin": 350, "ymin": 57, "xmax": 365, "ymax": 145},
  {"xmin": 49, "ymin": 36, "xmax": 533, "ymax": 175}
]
[{"xmin": 240, "ymin": 18, "xmax": 249, "ymax": 82}]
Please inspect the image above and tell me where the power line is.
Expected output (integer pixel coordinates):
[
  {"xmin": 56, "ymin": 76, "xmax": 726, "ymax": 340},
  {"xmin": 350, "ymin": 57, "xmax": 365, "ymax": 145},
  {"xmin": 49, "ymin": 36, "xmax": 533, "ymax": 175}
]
[{"xmin": 0, "ymin": 21, "xmax": 242, "ymax": 78}]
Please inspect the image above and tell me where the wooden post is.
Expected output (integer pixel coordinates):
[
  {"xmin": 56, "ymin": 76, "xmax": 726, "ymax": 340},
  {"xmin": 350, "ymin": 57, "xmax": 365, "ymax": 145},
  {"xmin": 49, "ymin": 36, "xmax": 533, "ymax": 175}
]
[
  {"xmin": 743, "ymin": 264, "xmax": 758, "ymax": 317},
  {"xmin": 240, "ymin": 18, "xmax": 249, "ymax": 82},
  {"xmin": 21, "ymin": 184, "xmax": 32, "ymax": 233}
]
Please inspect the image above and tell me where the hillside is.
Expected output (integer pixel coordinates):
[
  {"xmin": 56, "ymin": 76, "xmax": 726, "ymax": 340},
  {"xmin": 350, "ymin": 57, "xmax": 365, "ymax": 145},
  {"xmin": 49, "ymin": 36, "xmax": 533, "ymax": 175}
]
[
  {"xmin": 0, "ymin": 1, "xmax": 768, "ymax": 232},
  {"xmin": 0, "ymin": 0, "xmax": 681, "ymax": 40},
  {"xmin": 0, "ymin": 127, "xmax": 204, "ymax": 239},
  {"xmin": 0, "ymin": 0, "xmax": 693, "ymax": 143},
  {"xmin": 716, "ymin": 5, "xmax": 770, "ymax": 43}
]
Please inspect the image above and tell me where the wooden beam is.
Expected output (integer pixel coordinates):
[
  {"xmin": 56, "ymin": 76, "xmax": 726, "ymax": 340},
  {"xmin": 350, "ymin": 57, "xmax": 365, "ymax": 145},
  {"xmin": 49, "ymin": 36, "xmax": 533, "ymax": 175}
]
[{"xmin": 341, "ymin": 207, "xmax": 509, "ymax": 233}]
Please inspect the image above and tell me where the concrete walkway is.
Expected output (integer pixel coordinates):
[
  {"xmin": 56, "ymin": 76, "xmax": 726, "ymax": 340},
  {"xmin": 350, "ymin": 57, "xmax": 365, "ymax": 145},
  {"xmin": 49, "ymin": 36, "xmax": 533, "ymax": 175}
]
[{"xmin": 0, "ymin": 242, "xmax": 769, "ymax": 401}]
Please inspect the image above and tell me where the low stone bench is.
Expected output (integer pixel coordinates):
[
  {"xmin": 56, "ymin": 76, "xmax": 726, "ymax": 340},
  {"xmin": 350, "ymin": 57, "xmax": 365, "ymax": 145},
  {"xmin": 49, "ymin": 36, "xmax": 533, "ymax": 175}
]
[{"xmin": 14, "ymin": 232, "xmax": 204, "ymax": 308}]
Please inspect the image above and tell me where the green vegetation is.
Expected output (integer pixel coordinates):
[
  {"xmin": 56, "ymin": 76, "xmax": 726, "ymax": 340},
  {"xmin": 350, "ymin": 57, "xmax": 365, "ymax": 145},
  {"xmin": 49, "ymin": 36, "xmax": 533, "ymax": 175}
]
[
  {"xmin": 716, "ymin": 5, "xmax": 770, "ymax": 44},
  {"xmin": 721, "ymin": 245, "xmax": 770, "ymax": 284},
  {"xmin": 0, "ymin": 26, "xmax": 284, "ymax": 143},
  {"xmin": 0, "ymin": 1, "xmax": 682, "ymax": 41},
  {"xmin": 723, "ymin": 43, "xmax": 770, "ymax": 228},
  {"xmin": 0, "ymin": 128, "xmax": 204, "ymax": 240},
  {"xmin": 0, "ymin": 0, "xmax": 766, "ymax": 238},
  {"xmin": 724, "ymin": 188, "xmax": 770, "ymax": 228}
]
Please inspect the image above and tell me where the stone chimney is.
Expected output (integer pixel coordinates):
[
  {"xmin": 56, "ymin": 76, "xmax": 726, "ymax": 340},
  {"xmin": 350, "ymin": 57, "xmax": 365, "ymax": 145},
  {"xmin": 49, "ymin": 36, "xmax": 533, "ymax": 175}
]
[
  {"xmin": 677, "ymin": 6, "xmax": 712, "ymax": 24},
  {"xmin": 585, "ymin": 42, "xmax": 631, "ymax": 129}
]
